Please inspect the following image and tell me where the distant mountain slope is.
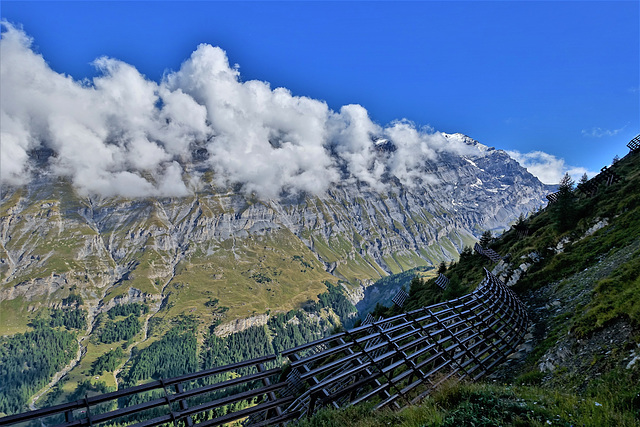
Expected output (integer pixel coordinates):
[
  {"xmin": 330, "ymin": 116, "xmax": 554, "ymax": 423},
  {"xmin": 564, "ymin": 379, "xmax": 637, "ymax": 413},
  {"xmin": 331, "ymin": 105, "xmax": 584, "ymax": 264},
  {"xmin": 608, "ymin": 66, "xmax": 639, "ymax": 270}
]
[
  {"xmin": 0, "ymin": 133, "xmax": 550, "ymax": 329},
  {"xmin": 1, "ymin": 23, "xmax": 552, "ymax": 331},
  {"xmin": 0, "ymin": 132, "xmax": 552, "ymax": 410},
  {"xmin": 345, "ymin": 141, "xmax": 640, "ymax": 427}
]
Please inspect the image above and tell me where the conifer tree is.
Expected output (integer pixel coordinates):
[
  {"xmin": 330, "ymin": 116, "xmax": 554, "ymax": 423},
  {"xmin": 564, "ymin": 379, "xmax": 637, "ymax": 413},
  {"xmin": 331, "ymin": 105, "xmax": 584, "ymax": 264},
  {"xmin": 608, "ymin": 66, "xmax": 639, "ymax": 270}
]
[
  {"xmin": 579, "ymin": 173, "xmax": 588, "ymax": 185},
  {"xmin": 437, "ymin": 261, "xmax": 447, "ymax": 274},
  {"xmin": 479, "ymin": 230, "xmax": 492, "ymax": 247},
  {"xmin": 552, "ymin": 173, "xmax": 577, "ymax": 232}
]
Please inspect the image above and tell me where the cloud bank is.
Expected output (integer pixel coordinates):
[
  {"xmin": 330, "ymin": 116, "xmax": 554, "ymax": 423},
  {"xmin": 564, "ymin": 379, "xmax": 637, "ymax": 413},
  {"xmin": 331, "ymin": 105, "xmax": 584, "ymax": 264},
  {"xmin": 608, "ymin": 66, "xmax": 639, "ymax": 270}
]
[
  {"xmin": 506, "ymin": 150, "xmax": 595, "ymax": 185},
  {"xmin": 2, "ymin": 22, "xmax": 491, "ymax": 198}
]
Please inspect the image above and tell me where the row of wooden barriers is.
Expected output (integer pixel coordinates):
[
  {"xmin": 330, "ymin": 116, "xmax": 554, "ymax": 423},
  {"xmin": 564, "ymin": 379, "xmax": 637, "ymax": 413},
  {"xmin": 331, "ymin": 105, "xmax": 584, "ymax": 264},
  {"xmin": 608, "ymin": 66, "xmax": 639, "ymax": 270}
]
[{"xmin": 1, "ymin": 270, "xmax": 528, "ymax": 427}]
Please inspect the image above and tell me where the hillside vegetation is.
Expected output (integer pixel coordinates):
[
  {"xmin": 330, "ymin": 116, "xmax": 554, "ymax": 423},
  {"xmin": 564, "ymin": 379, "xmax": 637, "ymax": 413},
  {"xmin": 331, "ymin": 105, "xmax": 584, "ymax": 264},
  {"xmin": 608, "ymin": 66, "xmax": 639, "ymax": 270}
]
[
  {"xmin": 0, "ymin": 131, "xmax": 554, "ymax": 409},
  {"xmin": 335, "ymin": 146, "xmax": 640, "ymax": 425},
  {"xmin": 1, "ymin": 146, "xmax": 637, "ymax": 422},
  {"xmin": 0, "ymin": 283, "xmax": 357, "ymax": 413}
]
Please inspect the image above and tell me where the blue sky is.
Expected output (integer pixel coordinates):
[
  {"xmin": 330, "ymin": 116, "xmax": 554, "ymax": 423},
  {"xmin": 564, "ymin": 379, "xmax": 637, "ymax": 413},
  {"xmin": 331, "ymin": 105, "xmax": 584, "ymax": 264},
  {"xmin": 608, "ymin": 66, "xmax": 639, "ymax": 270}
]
[{"xmin": 1, "ymin": 1, "xmax": 639, "ymax": 185}]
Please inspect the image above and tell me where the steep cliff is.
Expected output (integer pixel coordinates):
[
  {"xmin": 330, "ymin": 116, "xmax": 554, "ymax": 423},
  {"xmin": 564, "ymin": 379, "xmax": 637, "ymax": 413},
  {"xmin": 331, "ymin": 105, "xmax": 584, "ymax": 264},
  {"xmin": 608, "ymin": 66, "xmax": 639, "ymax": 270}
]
[{"xmin": 0, "ymin": 133, "xmax": 551, "ymax": 335}]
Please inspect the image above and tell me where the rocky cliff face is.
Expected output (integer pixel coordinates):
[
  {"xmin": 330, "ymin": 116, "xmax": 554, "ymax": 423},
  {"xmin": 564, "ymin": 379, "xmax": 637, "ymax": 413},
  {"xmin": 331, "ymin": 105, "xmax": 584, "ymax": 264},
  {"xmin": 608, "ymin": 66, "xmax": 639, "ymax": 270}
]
[{"xmin": 0, "ymin": 133, "xmax": 551, "ymax": 331}]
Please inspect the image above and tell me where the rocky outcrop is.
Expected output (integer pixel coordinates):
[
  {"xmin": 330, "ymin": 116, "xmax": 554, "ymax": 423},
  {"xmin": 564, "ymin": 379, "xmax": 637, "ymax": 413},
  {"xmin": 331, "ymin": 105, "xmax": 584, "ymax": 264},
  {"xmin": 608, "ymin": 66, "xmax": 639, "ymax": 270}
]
[
  {"xmin": 490, "ymin": 238, "xmax": 640, "ymax": 389},
  {"xmin": 0, "ymin": 274, "xmax": 68, "ymax": 303},
  {"xmin": 213, "ymin": 313, "xmax": 269, "ymax": 337},
  {"xmin": 97, "ymin": 287, "xmax": 161, "ymax": 315},
  {"xmin": 492, "ymin": 251, "xmax": 542, "ymax": 287},
  {"xmin": 581, "ymin": 218, "xmax": 609, "ymax": 239}
]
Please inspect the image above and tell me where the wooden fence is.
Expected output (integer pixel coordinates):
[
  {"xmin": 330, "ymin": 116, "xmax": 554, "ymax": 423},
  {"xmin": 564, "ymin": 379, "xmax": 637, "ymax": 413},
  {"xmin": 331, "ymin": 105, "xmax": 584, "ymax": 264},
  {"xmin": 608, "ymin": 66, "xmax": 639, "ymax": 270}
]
[{"xmin": 0, "ymin": 270, "xmax": 528, "ymax": 427}]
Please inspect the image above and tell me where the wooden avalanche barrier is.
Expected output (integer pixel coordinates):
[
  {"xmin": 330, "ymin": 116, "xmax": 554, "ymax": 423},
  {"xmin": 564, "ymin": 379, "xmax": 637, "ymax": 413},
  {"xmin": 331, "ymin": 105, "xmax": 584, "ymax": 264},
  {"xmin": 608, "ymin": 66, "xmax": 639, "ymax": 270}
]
[
  {"xmin": 474, "ymin": 243, "xmax": 503, "ymax": 263},
  {"xmin": 628, "ymin": 134, "xmax": 640, "ymax": 152},
  {"xmin": 0, "ymin": 270, "xmax": 528, "ymax": 427}
]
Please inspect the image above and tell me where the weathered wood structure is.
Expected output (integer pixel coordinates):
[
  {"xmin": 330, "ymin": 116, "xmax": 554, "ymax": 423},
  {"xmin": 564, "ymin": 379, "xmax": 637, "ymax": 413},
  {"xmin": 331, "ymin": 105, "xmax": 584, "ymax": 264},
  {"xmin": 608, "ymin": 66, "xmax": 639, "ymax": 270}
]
[
  {"xmin": 577, "ymin": 165, "xmax": 622, "ymax": 197},
  {"xmin": 513, "ymin": 223, "xmax": 529, "ymax": 239},
  {"xmin": 474, "ymin": 243, "xmax": 502, "ymax": 263},
  {"xmin": 361, "ymin": 313, "xmax": 375, "ymax": 327},
  {"xmin": 392, "ymin": 289, "xmax": 409, "ymax": 308},
  {"xmin": 435, "ymin": 273, "xmax": 449, "ymax": 289},
  {"xmin": 0, "ymin": 356, "xmax": 295, "ymax": 427},
  {"xmin": 546, "ymin": 191, "xmax": 560, "ymax": 204},
  {"xmin": 628, "ymin": 134, "xmax": 640, "ymax": 152},
  {"xmin": 0, "ymin": 270, "xmax": 528, "ymax": 427}
]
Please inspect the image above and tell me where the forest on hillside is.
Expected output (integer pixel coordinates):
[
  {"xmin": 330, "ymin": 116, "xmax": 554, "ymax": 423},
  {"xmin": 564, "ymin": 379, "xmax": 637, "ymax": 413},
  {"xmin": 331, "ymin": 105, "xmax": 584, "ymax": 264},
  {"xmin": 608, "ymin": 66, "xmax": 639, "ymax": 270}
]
[{"xmin": 0, "ymin": 281, "xmax": 356, "ymax": 414}]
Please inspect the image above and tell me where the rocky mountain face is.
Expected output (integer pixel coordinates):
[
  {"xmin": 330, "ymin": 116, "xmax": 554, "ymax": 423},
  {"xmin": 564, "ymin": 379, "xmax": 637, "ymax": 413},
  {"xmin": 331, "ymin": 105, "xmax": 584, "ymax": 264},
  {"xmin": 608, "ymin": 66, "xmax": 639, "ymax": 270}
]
[{"xmin": 0, "ymin": 133, "xmax": 551, "ymax": 334}]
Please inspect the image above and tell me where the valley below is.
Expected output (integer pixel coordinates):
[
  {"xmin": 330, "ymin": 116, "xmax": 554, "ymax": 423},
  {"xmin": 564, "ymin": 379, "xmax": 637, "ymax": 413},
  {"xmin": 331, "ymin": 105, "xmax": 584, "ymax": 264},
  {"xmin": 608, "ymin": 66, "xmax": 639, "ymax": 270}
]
[{"xmin": 0, "ymin": 134, "xmax": 554, "ymax": 412}]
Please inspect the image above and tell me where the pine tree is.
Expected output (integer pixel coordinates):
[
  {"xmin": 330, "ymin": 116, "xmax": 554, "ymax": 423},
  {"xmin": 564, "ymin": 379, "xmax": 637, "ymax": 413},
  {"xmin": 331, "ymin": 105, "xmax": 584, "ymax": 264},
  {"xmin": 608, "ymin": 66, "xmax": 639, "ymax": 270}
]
[
  {"xmin": 579, "ymin": 173, "xmax": 588, "ymax": 185},
  {"xmin": 556, "ymin": 173, "xmax": 575, "ymax": 198},
  {"xmin": 437, "ymin": 261, "xmax": 447, "ymax": 274},
  {"xmin": 479, "ymin": 230, "xmax": 492, "ymax": 247},
  {"xmin": 552, "ymin": 173, "xmax": 577, "ymax": 232}
]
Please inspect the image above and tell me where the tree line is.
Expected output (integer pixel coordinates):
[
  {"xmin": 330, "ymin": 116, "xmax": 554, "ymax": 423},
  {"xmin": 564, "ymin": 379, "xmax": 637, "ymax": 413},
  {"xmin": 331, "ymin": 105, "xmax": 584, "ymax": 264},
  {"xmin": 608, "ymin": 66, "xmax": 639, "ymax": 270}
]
[
  {"xmin": 0, "ymin": 327, "xmax": 78, "ymax": 415},
  {"xmin": 313, "ymin": 281, "xmax": 358, "ymax": 329},
  {"xmin": 91, "ymin": 347, "xmax": 125, "ymax": 376},
  {"xmin": 2, "ymin": 283, "xmax": 356, "ymax": 414},
  {"xmin": 99, "ymin": 314, "xmax": 141, "ymax": 344},
  {"xmin": 107, "ymin": 302, "xmax": 149, "ymax": 319}
]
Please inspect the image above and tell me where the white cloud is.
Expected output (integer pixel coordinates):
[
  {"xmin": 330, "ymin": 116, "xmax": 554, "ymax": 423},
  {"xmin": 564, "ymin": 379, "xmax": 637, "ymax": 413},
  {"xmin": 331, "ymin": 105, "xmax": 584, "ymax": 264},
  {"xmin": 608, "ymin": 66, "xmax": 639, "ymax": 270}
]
[
  {"xmin": 0, "ymin": 112, "xmax": 33, "ymax": 186},
  {"xmin": 1, "ymin": 22, "xmax": 492, "ymax": 199},
  {"xmin": 506, "ymin": 150, "xmax": 596, "ymax": 185},
  {"xmin": 581, "ymin": 126, "xmax": 625, "ymax": 138},
  {"xmin": 0, "ymin": 22, "xmax": 200, "ymax": 197}
]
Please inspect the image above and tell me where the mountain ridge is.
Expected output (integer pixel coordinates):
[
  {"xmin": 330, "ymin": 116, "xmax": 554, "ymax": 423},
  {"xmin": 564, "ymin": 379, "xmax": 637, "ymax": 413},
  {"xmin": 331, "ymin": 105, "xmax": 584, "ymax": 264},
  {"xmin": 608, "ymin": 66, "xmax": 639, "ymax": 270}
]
[
  {"xmin": 0, "ymin": 132, "xmax": 553, "ymax": 408},
  {"xmin": 0, "ymin": 133, "xmax": 551, "ymax": 316}
]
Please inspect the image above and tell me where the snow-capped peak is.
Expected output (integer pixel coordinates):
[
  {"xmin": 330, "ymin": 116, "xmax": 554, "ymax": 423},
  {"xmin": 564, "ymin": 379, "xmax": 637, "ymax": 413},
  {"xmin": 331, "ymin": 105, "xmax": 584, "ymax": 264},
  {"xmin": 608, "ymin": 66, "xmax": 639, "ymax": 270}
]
[{"xmin": 442, "ymin": 132, "xmax": 493, "ymax": 153}]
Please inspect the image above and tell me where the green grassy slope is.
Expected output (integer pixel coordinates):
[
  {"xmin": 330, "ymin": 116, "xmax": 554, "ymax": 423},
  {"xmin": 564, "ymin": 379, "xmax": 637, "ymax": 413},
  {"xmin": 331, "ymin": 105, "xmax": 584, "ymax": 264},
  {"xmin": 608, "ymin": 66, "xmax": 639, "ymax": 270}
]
[{"xmin": 349, "ymin": 148, "xmax": 640, "ymax": 426}]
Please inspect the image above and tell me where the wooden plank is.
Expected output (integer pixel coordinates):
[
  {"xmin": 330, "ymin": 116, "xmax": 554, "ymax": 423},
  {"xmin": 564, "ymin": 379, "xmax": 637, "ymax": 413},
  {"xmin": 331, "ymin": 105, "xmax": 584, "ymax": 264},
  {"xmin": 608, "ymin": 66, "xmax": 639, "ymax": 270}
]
[
  {"xmin": 195, "ymin": 395, "xmax": 295, "ymax": 427},
  {"xmin": 362, "ymin": 313, "xmax": 375, "ymax": 325},
  {"xmin": 435, "ymin": 273, "xmax": 449, "ymax": 289},
  {"xmin": 392, "ymin": 289, "xmax": 409, "ymax": 308}
]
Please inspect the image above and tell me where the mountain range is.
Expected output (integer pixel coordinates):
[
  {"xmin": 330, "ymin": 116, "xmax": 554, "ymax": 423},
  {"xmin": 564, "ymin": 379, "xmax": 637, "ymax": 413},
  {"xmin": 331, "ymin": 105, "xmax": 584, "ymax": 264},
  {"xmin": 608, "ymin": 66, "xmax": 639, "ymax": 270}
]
[
  {"xmin": 0, "ymin": 132, "xmax": 552, "ymax": 334},
  {"xmin": 0, "ymin": 127, "xmax": 560, "ymax": 412}
]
